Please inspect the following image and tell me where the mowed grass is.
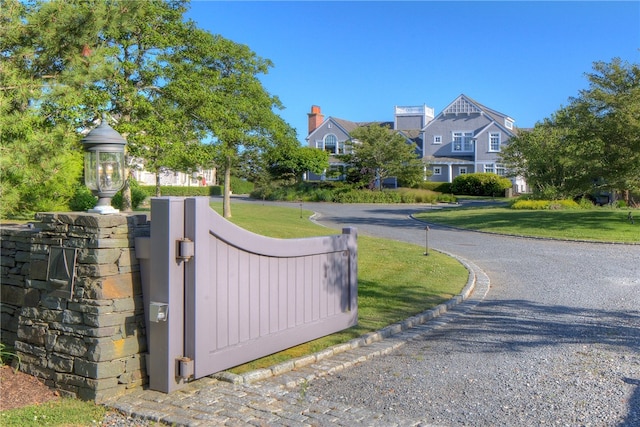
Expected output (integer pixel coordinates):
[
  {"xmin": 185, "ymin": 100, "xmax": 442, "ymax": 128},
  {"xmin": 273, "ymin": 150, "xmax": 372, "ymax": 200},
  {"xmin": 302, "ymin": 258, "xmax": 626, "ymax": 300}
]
[
  {"xmin": 0, "ymin": 398, "xmax": 108, "ymax": 427},
  {"xmin": 413, "ymin": 207, "xmax": 640, "ymax": 243},
  {"xmin": 211, "ymin": 202, "xmax": 468, "ymax": 372}
]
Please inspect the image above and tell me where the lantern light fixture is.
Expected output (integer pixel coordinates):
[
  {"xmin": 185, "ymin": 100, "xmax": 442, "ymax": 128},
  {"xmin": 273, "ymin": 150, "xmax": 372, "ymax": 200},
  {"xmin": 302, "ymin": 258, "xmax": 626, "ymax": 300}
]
[{"xmin": 82, "ymin": 115, "xmax": 127, "ymax": 214}]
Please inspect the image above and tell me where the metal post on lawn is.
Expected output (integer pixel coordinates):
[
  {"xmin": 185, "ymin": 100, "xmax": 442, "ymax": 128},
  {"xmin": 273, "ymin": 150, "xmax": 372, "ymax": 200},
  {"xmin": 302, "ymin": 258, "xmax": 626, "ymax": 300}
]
[{"xmin": 424, "ymin": 226, "xmax": 430, "ymax": 256}]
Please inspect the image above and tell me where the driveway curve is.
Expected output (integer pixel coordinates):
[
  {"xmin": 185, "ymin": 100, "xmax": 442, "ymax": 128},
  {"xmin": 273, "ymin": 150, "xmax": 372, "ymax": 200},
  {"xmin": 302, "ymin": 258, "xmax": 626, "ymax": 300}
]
[{"xmin": 296, "ymin": 201, "xmax": 640, "ymax": 426}]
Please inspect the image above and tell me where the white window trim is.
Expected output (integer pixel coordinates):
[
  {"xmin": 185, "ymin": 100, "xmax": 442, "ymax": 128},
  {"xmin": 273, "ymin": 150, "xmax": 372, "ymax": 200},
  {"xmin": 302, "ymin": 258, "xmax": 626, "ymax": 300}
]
[
  {"xmin": 323, "ymin": 134, "xmax": 337, "ymax": 154},
  {"xmin": 433, "ymin": 135, "xmax": 442, "ymax": 144},
  {"xmin": 452, "ymin": 131, "xmax": 474, "ymax": 152},
  {"xmin": 459, "ymin": 167, "xmax": 468, "ymax": 174},
  {"xmin": 433, "ymin": 167, "xmax": 442, "ymax": 175},
  {"xmin": 484, "ymin": 163, "xmax": 495, "ymax": 173},
  {"xmin": 489, "ymin": 132, "xmax": 501, "ymax": 152}
]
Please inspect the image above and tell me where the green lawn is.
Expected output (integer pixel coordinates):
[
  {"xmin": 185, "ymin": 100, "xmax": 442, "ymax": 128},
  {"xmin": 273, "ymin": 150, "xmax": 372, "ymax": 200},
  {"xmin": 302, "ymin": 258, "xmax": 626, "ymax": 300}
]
[
  {"xmin": 414, "ymin": 207, "xmax": 640, "ymax": 243},
  {"xmin": 211, "ymin": 201, "xmax": 468, "ymax": 372}
]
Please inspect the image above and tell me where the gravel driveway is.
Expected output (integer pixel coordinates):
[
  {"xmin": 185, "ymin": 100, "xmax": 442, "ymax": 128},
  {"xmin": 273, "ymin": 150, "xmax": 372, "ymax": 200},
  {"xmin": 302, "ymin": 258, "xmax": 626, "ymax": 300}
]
[{"xmin": 293, "ymin": 201, "xmax": 640, "ymax": 426}]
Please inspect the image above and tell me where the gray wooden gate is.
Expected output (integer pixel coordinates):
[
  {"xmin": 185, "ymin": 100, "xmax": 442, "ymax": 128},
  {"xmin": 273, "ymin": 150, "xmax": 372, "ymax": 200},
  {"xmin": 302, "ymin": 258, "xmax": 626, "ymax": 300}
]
[{"xmin": 136, "ymin": 197, "xmax": 358, "ymax": 393}]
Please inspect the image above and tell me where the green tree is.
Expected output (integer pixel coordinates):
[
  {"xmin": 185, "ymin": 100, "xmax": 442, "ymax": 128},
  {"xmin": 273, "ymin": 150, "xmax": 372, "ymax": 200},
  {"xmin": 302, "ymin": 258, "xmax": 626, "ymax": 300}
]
[
  {"xmin": 343, "ymin": 125, "xmax": 423, "ymax": 190},
  {"xmin": 1, "ymin": 0, "xmax": 200, "ymax": 214},
  {"xmin": 161, "ymin": 27, "xmax": 295, "ymax": 218},
  {"xmin": 0, "ymin": 0, "xmax": 87, "ymax": 217},
  {"xmin": 266, "ymin": 141, "xmax": 329, "ymax": 184},
  {"xmin": 501, "ymin": 58, "xmax": 639, "ymax": 201},
  {"xmin": 567, "ymin": 58, "xmax": 640, "ymax": 200},
  {"xmin": 500, "ymin": 117, "xmax": 591, "ymax": 199}
]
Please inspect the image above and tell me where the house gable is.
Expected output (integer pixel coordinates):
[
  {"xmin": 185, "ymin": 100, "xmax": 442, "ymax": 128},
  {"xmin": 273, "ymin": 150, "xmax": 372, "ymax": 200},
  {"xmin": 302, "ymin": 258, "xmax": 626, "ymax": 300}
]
[{"xmin": 422, "ymin": 94, "xmax": 517, "ymax": 183}]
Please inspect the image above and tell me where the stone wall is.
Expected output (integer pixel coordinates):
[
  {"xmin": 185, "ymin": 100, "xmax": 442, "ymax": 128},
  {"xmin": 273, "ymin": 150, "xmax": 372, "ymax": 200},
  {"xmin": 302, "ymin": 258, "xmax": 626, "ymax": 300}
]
[{"xmin": 0, "ymin": 212, "xmax": 150, "ymax": 402}]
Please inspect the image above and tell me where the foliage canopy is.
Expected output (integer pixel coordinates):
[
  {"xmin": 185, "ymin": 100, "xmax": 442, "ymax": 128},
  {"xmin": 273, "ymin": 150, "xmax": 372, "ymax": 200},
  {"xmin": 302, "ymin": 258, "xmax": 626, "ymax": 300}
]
[
  {"xmin": 0, "ymin": 0, "xmax": 302, "ymax": 218},
  {"xmin": 501, "ymin": 58, "xmax": 640, "ymax": 202}
]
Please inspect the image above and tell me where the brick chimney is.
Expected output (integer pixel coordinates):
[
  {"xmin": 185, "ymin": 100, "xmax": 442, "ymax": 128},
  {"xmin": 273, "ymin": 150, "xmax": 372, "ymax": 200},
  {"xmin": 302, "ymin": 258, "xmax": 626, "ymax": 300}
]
[{"xmin": 307, "ymin": 105, "xmax": 324, "ymax": 135}]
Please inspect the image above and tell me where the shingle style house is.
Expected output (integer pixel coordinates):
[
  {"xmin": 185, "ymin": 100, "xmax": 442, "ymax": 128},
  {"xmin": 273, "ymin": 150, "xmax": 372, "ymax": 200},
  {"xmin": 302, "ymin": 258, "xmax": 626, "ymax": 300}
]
[
  {"xmin": 422, "ymin": 94, "xmax": 526, "ymax": 191},
  {"xmin": 305, "ymin": 104, "xmax": 433, "ymax": 182},
  {"xmin": 305, "ymin": 96, "xmax": 527, "ymax": 192}
]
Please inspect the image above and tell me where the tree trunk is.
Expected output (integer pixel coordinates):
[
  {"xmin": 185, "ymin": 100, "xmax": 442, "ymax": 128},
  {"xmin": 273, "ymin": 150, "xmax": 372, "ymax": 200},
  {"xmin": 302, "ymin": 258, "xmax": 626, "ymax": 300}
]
[
  {"xmin": 121, "ymin": 169, "xmax": 132, "ymax": 212},
  {"xmin": 155, "ymin": 172, "xmax": 161, "ymax": 197},
  {"xmin": 223, "ymin": 156, "xmax": 232, "ymax": 218}
]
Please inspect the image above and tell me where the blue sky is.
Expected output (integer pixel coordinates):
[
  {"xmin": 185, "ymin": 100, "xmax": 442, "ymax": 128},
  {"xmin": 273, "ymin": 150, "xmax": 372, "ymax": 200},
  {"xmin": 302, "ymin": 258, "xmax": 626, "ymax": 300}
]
[{"xmin": 185, "ymin": 1, "xmax": 640, "ymax": 143}]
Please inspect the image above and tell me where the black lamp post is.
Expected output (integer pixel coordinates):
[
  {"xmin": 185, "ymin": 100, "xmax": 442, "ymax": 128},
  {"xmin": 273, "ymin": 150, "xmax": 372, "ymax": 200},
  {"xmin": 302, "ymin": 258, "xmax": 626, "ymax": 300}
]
[{"xmin": 82, "ymin": 116, "xmax": 127, "ymax": 214}]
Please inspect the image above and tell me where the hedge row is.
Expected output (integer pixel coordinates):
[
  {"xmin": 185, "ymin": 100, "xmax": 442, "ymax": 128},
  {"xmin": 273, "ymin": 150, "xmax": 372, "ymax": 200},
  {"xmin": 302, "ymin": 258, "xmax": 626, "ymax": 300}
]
[{"xmin": 450, "ymin": 173, "xmax": 512, "ymax": 196}]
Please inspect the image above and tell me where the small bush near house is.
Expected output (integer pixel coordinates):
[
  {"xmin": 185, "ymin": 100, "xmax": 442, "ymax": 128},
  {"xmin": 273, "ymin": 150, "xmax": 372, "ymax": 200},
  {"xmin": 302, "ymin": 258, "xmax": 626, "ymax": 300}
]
[
  {"xmin": 450, "ymin": 173, "xmax": 512, "ymax": 197},
  {"xmin": 511, "ymin": 199, "xmax": 581, "ymax": 210}
]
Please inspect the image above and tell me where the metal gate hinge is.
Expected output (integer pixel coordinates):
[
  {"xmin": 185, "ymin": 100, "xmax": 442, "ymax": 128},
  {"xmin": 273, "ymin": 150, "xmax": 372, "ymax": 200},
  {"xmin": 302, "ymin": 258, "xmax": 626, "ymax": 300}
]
[
  {"xmin": 177, "ymin": 357, "xmax": 194, "ymax": 379},
  {"xmin": 177, "ymin": 238, "xmax": 194, "ymax": 262}
]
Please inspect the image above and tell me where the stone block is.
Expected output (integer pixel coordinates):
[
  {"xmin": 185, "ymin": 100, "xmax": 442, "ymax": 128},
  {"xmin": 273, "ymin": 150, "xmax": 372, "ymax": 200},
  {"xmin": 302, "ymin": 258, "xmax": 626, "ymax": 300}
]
[
  {"xmin": 29, "ymin": 259, "xmax": 49, "ymax": 280},
  {"xmin": 62, "ymin": 310, "xmax": 84, "ymax": 324},
  {"xmin": 1, "ymin": 285, "xmax": 25, "ymax": 306},
  {"xmin": 117, "ymin": 249, "xmax": 138, "ymax": 267},
  {"xmin": 52, "ymin": 334, "xmax": 88, "ymax": 357},
  {"xmin": 25, "ymin": 279, "xmax": 48, "ymax": 290},
  {"xmin": 87, "ymin": 335, "xmax": 146, "ymax": 362},
  {"xmin": 15, "ymin": 340, "xmax": 47, "ymax": 358},
  {"xmin": 67, "ymin": 302, "xmax": 115, "ymax": 314},
  {"xmin": 41, "ymin": 295, "xmax": 67, "ymax": 310},
  {"xmin": 112, "ymin": 297, "xmax": 136, "ymax": 313},
  {"xmin": 78, "ymin": 384, "xmax": 126, "ymax": 403},
  {"xmin": 17, "ymin": 324, "xmax": 47, "ymax": 345},
  {"xmin": 76, "ymin": 263, "xmax": 119, "ymax": 278},
  {"xmin": 54, "ymin": 372, "xmax": 90, "ymax": 388},
  {"xmin": 83, "ymin": 312, "xmax": 126, "ymax": 328},
  {"xmin": 96, "ymin": 272, "xmax": 141, "ymax": 300},
  {"xmin": 0, "ymin": 255, "xmax": 15, "ymax": 268},
  {"xmin": 75, "ymin": 359, "xmax": 125, "ymax": 379},
  {"xmin": 15, "ymin": 251, "xmax": 29, "ymax": 262},
  {"xmin": 77, "ymin": 248, "xmax": 121, "ymax": 265},
  {"xmin": 48, "ymin": 354, "xmax": 74, "ymax": 372}
]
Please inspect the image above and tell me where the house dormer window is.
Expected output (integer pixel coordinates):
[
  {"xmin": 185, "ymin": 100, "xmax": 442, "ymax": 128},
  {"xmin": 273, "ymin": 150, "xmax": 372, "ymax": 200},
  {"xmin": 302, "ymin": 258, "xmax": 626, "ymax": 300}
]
[
  {"xmin": 489, "ymin": 132, "xmax": 501, "ymax": 152},
  {"xmin": 452, "ymin": 132, "xmax": 473, "ymax": 152},
  {"xmin": 505, "ymin": 119, "xmax": 513, "ymax": 130},
  {"xmin": 324, "ymin": 134, "xmax": 337, "ymax": 154}
]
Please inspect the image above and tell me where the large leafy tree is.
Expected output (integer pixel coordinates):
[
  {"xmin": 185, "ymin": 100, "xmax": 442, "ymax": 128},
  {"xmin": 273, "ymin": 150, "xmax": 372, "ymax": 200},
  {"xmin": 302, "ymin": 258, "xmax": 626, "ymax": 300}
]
[
  {"xmin": 342, "ymin": 125, "xmax": 423, "ymax": 190},
  {"xmin": 568, "ymin": 58, "xmax": 640, "ymax": 199},
  {"xmin": 1, "ymin": 0, "xmax": 291, "ymax": 217},
  {"xmin": 501, "ymin": 58, "xmax": 640, "ymax": 202},
  {"xmin": 1, "ymin": 0, "xmax": 93, "ymax": 217},
  {"xmin": 161, "ymin": 27, "xmax": 297, "ymax": 217},
  {"xmin": 1, "ymin": 0, "xmax": 198, "ymax": 214}
]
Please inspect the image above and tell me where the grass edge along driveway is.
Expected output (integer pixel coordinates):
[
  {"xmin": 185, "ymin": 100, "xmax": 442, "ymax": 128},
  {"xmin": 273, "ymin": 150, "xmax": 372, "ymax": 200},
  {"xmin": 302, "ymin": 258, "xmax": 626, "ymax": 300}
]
[{"xmin": 414, "ymin": 206, "xmax": 639, "ymax": 244}]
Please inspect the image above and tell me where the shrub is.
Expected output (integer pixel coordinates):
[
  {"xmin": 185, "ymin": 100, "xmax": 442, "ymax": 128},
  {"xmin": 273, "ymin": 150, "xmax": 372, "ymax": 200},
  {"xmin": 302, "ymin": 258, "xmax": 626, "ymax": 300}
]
[
  {"xmin": 68, "ymin": 186, "xmax": 98, "ymax": 211},
  {"xmin": 112, "ymin": 182, "xmax": 149, "ymax": 210},
  {"xmin": 450, "ymin": 173, "xmax": 512, "ymax": 196},
  {"xmin": 511, "ymin": 199, "xmax": 581, "ymax": 210},
  {"xmin": 229, "ymin": 177, "xmax": 254, "ymax": 195}
]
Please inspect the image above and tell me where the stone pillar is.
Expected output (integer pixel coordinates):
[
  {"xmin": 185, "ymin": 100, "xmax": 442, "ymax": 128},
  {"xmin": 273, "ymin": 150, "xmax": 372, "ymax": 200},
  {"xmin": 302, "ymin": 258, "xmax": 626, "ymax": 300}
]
[{"xmin": 1, "ymin": 212, "xmax": 150, "ymax": 402}]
